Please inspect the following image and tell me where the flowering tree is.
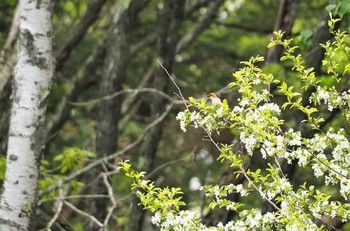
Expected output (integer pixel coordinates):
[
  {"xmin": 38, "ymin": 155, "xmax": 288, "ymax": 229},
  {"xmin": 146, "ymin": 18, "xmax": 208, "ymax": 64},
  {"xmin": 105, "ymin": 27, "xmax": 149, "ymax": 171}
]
[{"xmin": 120, "ymin": 16, "xmax": 350, "ymax": 230}]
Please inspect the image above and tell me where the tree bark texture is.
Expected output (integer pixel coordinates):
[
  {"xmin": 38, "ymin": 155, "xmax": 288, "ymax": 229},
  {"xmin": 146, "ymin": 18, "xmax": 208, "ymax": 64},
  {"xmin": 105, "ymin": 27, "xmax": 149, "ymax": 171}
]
[
  {"xmin": 54, "ymin": 0, "xmax": 108, "ymax": 73},
  {"xmin": 0, "ymin": 0, "xmax": 53, "ymax": 230},
  {"xmin": 44, "ymin": 43, "xmax": 106, "ymax": 154},
  {"xmin": 85, "ymin": 14, "xmax": 129, "ymax": 231},
  {"xmin": 128, "ymin": 1, "xmax": 186, "ymax": 230},
  {"xmin": 0, "ymin": 0, "xmax": 107, "ymax": 156},
  {"xmin": 84, "ymin": 0, "xmax": 150, "ymax": 228}
]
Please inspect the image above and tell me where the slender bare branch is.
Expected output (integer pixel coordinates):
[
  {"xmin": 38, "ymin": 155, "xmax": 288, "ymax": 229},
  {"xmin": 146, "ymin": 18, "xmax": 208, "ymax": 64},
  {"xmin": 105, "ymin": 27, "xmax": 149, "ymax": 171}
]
[
  {"xmin": 68, "ymin": 88, "xmax": 178, "ymax": 107},
  {"xmin": 0, "ymin": 3, "xmax": 19, "ymax": 73},
  {"xmin": 177, "ymin": 0, "xmax": 225, "ymax": 53},
  {"xmin": 43, "ymin": 189, "xmax": 64, "ymax": 230},
  {"xmin": 156, "ymin": 59, "xmax": 189, "ymax": 108},
  {"xmin": 55, "ymin": 0, "xmax": 108, "ymax": 72},
  {"xmin": 64, "ymin": 201, "xmax": 103, "ymax": 228},
  {"xmin": 241, "ymin": 168, "xmax": 280, "ymax": 211},
  {"xmin": 39, "ymin": 194, "xmax": 110, "ymax": 204},
  {"xmin": 102, "ymin": 173, "xmax": 117, "ymax": 227}
]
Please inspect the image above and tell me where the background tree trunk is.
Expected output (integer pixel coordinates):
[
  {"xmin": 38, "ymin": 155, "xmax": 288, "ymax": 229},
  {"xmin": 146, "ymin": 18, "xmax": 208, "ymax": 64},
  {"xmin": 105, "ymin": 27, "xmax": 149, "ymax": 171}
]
[
  {"xmin": 84, "ymin": 9, "xmax": 129, "ymax": 231},
  {"xmin": 128, "ymin": 1, "xmax": 186, "ymax": 230},
  {"xmin": 85, "ymin": 1, "xmax": 149, "ymax": 229},
  {"xmin": 0, "ymin": 0, "xmax": 53, "ymax": 230}
]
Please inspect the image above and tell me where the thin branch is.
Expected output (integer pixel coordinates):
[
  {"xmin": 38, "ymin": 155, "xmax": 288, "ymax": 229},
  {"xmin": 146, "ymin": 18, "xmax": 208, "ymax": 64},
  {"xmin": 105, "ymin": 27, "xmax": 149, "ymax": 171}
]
[
  {"xmin": 156, "ymin": 59, "xmax": 189, "ymax": 108},
  {"xmin": 214, "ymin": 21, "xmax": 272, "ymax": 34},
  {"xmin": 44, "ymin": 188, "xmax": 64, "ymax": 230},
  {"xmin": 64, "ymin": 201, "xmax": 103, "ymax": 228},
  {"xmin": 55, "ymin": 0, "xmax": 108, "ymax": 72},
  {"xmin": 241, "ymin": 168, "xmax": 280, "ymax": 211},
  {"xmin": 44, "ymin": 41, "xmax": 106, "ymax": 150},
  {"xmin": 177, "ymin": 0, "xmax": 225, "ymax": 53},
  {"xmin": 68, "ymin": 88, "xmax": 178, "ymax": 107},
  {"xmin": 102, "ymin": 173, "xmax": 117, "ymax": 227},
  {"xmin": 121, "ymin": 64, "xmax": 158, "ymax": 116},
  {"xmin": 0, "ymin": 3, "xmax": 19, "ymax": 103},
  {"xmin": 185, "ymin": 0, "xmax": 212, "ymax": 17},
  {"xmin": 130, "ymin": 32, "xmax": 157, "ymax": 55},
  {"xmin": 0, "ymin": 3, "xmax": 19, "ymax": 70},
  {"xmin": 39, "ymin": 194, "xmax": 110, "ymax": 204}
]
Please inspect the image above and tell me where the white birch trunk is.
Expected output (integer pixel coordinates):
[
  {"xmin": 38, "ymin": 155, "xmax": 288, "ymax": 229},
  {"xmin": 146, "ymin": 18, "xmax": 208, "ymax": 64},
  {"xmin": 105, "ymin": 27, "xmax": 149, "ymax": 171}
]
[{"xmin": 0, "ymin": 0, "xmax": 53, "ymax": 230}]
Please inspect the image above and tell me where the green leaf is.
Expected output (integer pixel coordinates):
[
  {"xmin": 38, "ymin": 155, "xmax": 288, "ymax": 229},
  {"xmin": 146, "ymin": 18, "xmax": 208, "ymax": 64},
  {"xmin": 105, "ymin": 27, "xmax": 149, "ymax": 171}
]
[
  {"xmin": 0, "ymin": 156, "xmax": 6, "ymax": 180},
  {"xmin": 325, "ymin": 4, "xmax": 337, "ymax": 13}
]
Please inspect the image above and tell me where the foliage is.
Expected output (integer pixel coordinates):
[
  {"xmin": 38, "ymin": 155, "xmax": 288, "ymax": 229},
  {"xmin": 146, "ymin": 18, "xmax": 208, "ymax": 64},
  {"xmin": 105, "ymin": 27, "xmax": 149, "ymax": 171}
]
[
  {"xmin": 53, "ymin": 146, "xmax": 95, "ymax": 173},
  {"xmin": 121, "ymin": 17, "xmax": 350, "ymax": 230},
  {"xmin": 39, "ymin": 147, "xmax": 95, "ymax": 199},
  {"xmin": 0, "ymin": 155, "xmax": 5, "ymax": 180},
  {"xmin": 326, "ymin": 0, "xmax": 350, "ymax": 18}
]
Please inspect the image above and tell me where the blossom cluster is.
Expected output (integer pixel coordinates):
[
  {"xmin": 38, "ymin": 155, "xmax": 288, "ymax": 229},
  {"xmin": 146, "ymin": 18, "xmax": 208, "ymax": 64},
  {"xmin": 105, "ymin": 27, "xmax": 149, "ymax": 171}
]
[
  {"xmin": 311, "ymin": 86, "xmax": 350, "ymax": 112},
  {"xmin": 176, "ymin": 109, "xmax": 225, "ymax": 133},
  {"xmin": 151, "ymin": 210, "xmax": 203, "ymax": 231},
  {"xmin": 176, "ymin": 102, "xmax": 227, "ymax": 134},
  {"xmin": 200, "ymin": 183, "xmax": 248, "ymax": 211}
]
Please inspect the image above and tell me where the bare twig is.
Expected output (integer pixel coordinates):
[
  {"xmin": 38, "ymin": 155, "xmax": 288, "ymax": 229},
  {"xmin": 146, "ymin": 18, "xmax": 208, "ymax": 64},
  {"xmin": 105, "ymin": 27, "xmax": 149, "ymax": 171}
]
[
  {"xmin": 44, "ymin": 188, "xmax": 64, "ymax": 230},
  {"xmin": 64, "ymin": 201, "xmax": 103, "ymax": 228},
  {"xmin": 241, "ymin": 168, "xmax": 280, "ymax": 211},
  {"xmin": 69, "ymin": 88, "xmax": 179, "ymax": 107},
  {"xmin": 0, "ymin": 3, "xmax": 19, "ymax": 96},
  {"xmin": 0, "ymin": 3, "xmax": 19, "ymax": 66},
  {"xmin": 102, "ymin": 173, "xmax": 117, "ymax": 227},
  {"xmin": 203, "ymin": 127, "xmax": 221, "ymax": 151},
  {"xmin": 156, "ymin": 59, "xmax": 189, "ymax": 108},
  {"xmin": 39, "ymin": 194, "xmax": 110, "ymax": 204},
  {"xmin": 214, "ymin": 21, "xmax": 272, "ymax": 34},
  {"xmin": 55, "ymin": 0, "xmax": 108, "ymax": 72},
  {"xmin": 130, "ymin": 32, "xmax": 157, "ymax": 55},
  {"xmin": 177, "ymin": 0, "xmax": 225, "ymax": 53}
]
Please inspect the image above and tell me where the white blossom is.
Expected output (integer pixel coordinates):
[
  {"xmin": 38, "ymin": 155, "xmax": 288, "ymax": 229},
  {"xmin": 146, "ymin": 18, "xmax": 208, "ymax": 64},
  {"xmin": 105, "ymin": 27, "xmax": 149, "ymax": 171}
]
[
  {"xmin": 240, "ymin": 132, "xmax": 257, "ymax": 155},
  {"xmin": 226, "ymin": 202, "xmax": 236, "ymax": 211},
  {"xmin": 151, "ymin": 211, "xmax": 161, "ymax": 225}
]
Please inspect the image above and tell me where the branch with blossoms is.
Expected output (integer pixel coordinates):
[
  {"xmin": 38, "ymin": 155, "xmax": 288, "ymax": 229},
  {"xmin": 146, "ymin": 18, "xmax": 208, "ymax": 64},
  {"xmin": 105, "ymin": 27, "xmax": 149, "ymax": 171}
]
[{"xmin": 119, "ymin": 16, "xmax": 350, "ymax": 230}]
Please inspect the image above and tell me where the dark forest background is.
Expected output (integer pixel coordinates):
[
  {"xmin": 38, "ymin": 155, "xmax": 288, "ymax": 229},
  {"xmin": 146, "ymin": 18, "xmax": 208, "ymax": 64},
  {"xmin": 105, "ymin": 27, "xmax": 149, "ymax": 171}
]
[{"xmin": 1, "ymin": 0, "xmax": 350, "ymax": 230}]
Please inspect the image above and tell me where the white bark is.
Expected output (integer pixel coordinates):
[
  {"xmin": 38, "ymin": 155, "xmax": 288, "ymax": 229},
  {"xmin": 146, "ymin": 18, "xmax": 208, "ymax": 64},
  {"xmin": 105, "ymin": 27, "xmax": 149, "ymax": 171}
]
[{"xmin": 0, "ymin": 0, "xmax": 53, "ymax": 230}]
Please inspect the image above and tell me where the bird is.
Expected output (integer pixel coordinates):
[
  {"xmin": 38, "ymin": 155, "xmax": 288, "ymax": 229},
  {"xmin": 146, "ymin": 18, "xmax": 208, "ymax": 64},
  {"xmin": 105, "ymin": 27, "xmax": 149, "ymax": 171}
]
[{"xmin": 207, "ymin": 92, "xmax": 222, "ymax": 105}]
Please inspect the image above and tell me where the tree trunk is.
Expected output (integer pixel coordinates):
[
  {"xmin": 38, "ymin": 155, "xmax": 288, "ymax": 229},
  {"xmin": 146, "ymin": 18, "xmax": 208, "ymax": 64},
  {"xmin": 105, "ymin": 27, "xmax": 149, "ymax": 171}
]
[
  {"xmin": 0, "ymin": 0, "xmax": 53, "ymax": 230},
  {"xmin": 84, "ymin": 9, "xmax": 129, "ymax": 231},
  {"xmin": 128, "ymin": 1, "xmax": 185, "ymax": 230},
  {"xmin": 85, "ymin": 0, "xmax": 149, "ymax": 229}
]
